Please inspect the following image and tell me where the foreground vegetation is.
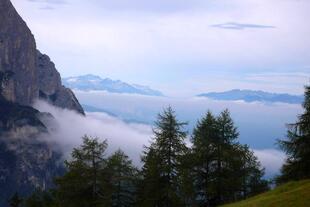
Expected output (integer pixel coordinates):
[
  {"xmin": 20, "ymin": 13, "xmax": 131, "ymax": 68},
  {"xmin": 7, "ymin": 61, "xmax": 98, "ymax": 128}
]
[
  {"xmin": 221, "ymin": 180, "xmax": 310, "ymax": 207},
  {"xmin": 8, "ymin": 84, "xmax": 310, "ymax": 207},
  {"xmin": 9, "ymin": 108, "xmax": 268, "ymax": 207}
]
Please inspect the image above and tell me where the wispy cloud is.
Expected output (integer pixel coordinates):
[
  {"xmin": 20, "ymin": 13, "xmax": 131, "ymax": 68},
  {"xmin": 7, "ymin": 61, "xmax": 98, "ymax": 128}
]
[
  {"xmin": 211, "ymin": 22, "xmax": 275, "ymax": 30},
  {"xmin": 27, "ymin": 0, "xmax": 67, "ymax": 5},
  {"xmin": 253, "ymin": 149, "xmax": 285, "ymax": 177},
  {"xmin": 39, "ymin": 6, "xmax": 55, "ymax": 10}
]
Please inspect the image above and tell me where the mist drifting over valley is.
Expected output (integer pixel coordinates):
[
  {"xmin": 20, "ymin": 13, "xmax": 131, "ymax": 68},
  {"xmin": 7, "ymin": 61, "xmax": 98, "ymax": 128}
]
[{"xmin": 34, "ymin": 92, "xmax": 293, "ymax": 177}]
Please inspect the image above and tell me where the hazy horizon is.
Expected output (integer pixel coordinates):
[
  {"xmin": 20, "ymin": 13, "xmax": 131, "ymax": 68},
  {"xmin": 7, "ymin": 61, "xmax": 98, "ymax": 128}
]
[{"xmin": 11, "ymin": 0, "xmax": 310, "ymax": 96}]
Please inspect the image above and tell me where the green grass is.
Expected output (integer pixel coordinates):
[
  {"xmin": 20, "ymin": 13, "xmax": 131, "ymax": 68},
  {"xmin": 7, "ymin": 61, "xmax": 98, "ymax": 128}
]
[{"xmin": 222, "ymin": 180, "xmax": 310, "ymax": 207}]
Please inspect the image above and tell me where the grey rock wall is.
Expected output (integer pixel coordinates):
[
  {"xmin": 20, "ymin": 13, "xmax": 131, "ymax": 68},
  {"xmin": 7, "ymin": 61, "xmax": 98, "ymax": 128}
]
[
  {"xmin": 37, "ymin": 51, "xmax": 85, "ymax": 114},
  {"xmin": 0, "ymin": 0, "xmax": 38, "ymax": 105},
  {"xmin": 0, "ymin": 0, "xmax": 84, "ymax": 114}
]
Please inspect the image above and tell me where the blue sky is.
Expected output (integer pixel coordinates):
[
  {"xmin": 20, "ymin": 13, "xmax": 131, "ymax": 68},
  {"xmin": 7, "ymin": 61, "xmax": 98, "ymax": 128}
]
[{"xmin": 12, "ymin": 0, "xmax": 310, "ymax": 96}]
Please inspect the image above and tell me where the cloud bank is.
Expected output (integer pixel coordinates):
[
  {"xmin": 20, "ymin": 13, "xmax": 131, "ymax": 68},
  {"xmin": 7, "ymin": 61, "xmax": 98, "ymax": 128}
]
[
  {"xmin": 33, "ymin": 100, "xmax": 286, "ymax": 177},
  {"xmin": 34, "ymin": 100, "xmax": 152, "ymax": 165},
  {"xmin": 253, "ymin": 149, "xmax": 286, "ymax": 177}
]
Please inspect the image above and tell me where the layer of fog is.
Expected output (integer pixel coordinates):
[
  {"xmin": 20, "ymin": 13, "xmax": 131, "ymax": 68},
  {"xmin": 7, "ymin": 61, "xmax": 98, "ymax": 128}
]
[
  {"xmin": 34, "ymin": 100, "xmax": 152, "ymax": 165},
  {"xmin": 35, "ymin": 99, "xmax": 287, "ymax": 177},
  {"xmin": 74, "ymin": 90, "xmax": 302, "ymax": 149}
]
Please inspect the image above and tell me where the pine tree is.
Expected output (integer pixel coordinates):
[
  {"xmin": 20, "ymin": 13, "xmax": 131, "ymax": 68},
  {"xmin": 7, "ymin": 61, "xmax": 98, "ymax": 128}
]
[
  {"xmin": 277, "ymin": 85, "xmax": 310, "ymax": 183},
  {"xmin": 231, "ymin": 145, "xmax": 268, "ymax": 200},
  {"xmin": 178, "ymin": 148, "xmax": 196, "ymax": 206},
  {"xmin": 191, "ymin": 109, "xmax": 267, "ymax": 206},
  {"xmin": 191, "ymin": 111, "xmax": 219, "ymax": 206},
  {"xmin": 105, "ymin": 149, "xmax": 138, "ymax": 207},
  {"xmin": 137, "ymin": 146, "xmax": 162, "ymax": 207},
  {"xmin": 139, "ymin": 107, "xmax": 188, "ymax": 207},
  {"xmin": 214, "ymin": 109, "xmax": 239, "ymax": 205},
  {"xmin": 55, "ymin": 135, "xmax": 108, "ymax": 207}
]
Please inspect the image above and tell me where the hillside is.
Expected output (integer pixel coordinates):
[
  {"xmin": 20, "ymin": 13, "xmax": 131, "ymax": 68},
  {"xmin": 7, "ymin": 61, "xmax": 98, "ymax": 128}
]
[{"xmin": 222, "ymin": 180, "xmax": 310, "ymax": 207}]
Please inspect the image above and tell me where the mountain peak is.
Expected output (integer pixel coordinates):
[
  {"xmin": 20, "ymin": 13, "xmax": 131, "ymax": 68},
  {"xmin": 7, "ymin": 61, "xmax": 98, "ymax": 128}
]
[{"xmin": 62, "ymin": 74, "xmax": 163, "ymax": 96}]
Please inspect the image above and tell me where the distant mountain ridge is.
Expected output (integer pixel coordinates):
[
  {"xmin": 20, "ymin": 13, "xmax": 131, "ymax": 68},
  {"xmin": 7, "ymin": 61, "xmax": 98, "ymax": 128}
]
[
  {"xmin": 198, "ymin": 89, "xmax": 303, "ymax": 104},
  {"xmin": 62, "ymin": 74, "xmax": 163, "ymax": 96}
]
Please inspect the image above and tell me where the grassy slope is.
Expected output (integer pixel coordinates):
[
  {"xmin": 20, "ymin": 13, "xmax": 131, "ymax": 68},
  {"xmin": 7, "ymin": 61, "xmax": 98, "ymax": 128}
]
[{"xmin": 222, "ymin": 180, "xmax": 310, "ymax": 207}]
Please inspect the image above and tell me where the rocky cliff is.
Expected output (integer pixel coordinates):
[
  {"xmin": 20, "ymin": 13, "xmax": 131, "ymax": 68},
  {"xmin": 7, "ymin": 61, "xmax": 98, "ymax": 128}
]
[
  {"xmin": 0, "ymin": 96, "xmax": 64, "ymax": 205},
  {"xmin": 0, "ymin": 0, "xmax": 38, "ymax": 105},
  {"xmin": 37, "ymin": 51, "xmax": 84, "ymax": 114},
  {"xmin": 0, "ymin": 0, "xmax": 85, "ymax": 205},
  {"xmin": 0, "ymin": 0, "xmax": 84, "ymax": 114}
]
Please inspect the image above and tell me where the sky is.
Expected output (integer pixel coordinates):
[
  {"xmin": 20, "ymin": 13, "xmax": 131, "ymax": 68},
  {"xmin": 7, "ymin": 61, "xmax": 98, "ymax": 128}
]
[{"xmin": 11, "ymin": 0, "xmax": 310, "ymax": 96}]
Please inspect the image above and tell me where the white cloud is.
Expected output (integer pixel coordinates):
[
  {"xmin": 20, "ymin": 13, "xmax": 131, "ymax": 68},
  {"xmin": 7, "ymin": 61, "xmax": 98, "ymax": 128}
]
[
  {"xmin": 34, "ymin": 100, "xmax": 152, "ymax": 165},
  {"xmin": 33, "ymin": 99, "xmax": 289, "ymax": 176},
  {"xmin": 253, "ymin": 149, "xmax": 286, "ymax": 177}
]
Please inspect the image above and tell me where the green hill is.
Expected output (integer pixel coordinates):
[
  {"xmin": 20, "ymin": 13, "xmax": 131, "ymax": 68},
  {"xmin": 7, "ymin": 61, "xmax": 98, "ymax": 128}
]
[{"xmin": 222, "ymin": 180, "xmax": 310, "ymax": 207}]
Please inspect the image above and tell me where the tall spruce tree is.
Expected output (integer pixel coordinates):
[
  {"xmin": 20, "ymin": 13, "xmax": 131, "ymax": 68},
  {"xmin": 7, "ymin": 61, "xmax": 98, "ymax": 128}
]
[
  {"xmin": 214, "ymin": 109, "xmax": 239, "ymax": 205},
  {"xmin": 105, "ymin": 149, "xmax": 138, "ymax": 207},
  {"xmin": 137, "ymin": 146, "xmax": 162, "ymax": 207},
  {"xmin": 191, "ymin": 111, "xmax": 219, "ymax": 206},
  {"xmin": 139, "ymin": 107, "xmax": 188, "ymax": 207},
  {"xmin": 178, "ymin": 148, "xmax": 196, "ymax": 207},
  {"xmin": 277, "ymin": 84, "xmax": 310, "ymax": 183},
  {"xmin": 191, "ymin": 110, "xmax": 267, "ymax": 206},
  {"xmin": 55, "ymin": 136, "xmax": 108, "ymax": 207},
  {"xmin": 230, "ymin": 144, "xmax": 268, "ymax": 200}
]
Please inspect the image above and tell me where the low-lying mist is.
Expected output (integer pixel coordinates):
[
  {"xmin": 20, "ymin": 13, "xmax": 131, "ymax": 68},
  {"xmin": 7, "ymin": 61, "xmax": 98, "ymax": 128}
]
[
  {"xmin": 34, "ymin": 99, "xmax": 286, "ymax": 177},
  {"xmin": 34, "ymin": 100, "xmax": 152, "ymax": 165},
  {"xmin": 74, "ymin": 90, "xmax": 302, "ymax": 149}
]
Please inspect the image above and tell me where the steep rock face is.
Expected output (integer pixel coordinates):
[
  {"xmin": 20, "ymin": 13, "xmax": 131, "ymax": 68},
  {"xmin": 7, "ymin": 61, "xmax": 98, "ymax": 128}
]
[
  {"xmin": 0, "ymin": 0, "xmax": 84, "ymax": 114},
  {"xmin": 0, "ymin": 0, "xmax": 84, "ymax": 205},
  {"xmin": 37, "ymin": 51, "xmax": 84, "ymax": 114},
  {"xmin": 0, "ymin": 140, "xmax": 64, "ymax": 205},
  {"xmin": 0, "ymin": 0, "xmax": 38, "ymax": 105},
  {"xmin": 0, "ymin": 97, "xmax": 64, "ymax": 206}
]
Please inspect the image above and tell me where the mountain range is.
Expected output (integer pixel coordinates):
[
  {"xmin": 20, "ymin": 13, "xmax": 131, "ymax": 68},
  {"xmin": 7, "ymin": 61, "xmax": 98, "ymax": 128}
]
[
  {"xmin": 198, "ymin": 89, "xmax": 303, "ymax": 104},
  {"xmin": 62, "ymin": 74, "xmax": 163, "ymax": 96}
]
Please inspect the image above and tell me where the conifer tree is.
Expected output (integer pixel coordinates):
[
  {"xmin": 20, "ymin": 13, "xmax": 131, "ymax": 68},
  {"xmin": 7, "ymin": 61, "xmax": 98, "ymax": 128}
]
[
  {"xmin": 137, "ymin": 146, "xmax": 162, "ymax": 207},
  {"xmin": 178, "ymin": 148, "xmax": 196, "ymax": 206},
  {"xmin": 191, "ymin": 111, "xmax": 219, "ymax": 206},
  {"xmin": 277, "ymin": 84, "xmax": 310, "ymax": 183},
  {"xmin": 215, "ymin": 109, "xmax": 239, "ymax": 204},
  {"xmin": 139, "ymin": 107, "xmax": 188, "ymax": 207},
  {"xmin": 105, "ymin": 149, "xmax": 138, "ymax": 207},
  {"xmin": 55, "ymin": 135, "xmax": 108, "ymax": 207},
  {"xmin": 191, "ymin": 109, "xmax": 267, "ymax": 206}
]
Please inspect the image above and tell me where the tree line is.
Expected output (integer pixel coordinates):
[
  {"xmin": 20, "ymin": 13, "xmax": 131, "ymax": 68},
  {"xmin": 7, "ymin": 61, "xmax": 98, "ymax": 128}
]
[
  {"xmin": 11, "ymin": 108, "xmax": 269, "ymax": 207},
  {"xmin": 9, "ymin": 84, "xmax": 310, "ymax": 207}
]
